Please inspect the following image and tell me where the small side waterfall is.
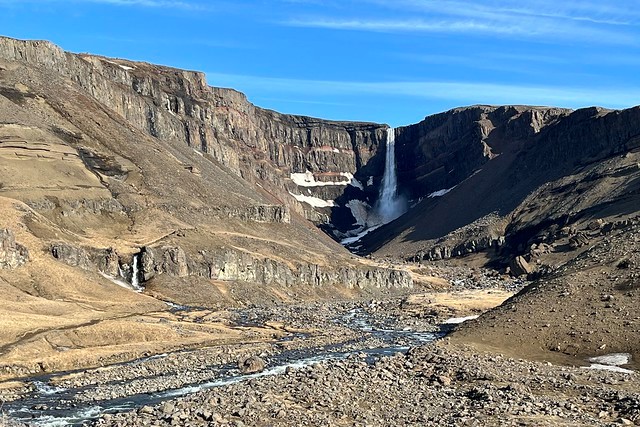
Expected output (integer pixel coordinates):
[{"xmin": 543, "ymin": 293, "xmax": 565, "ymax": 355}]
[
  {"xmin": 375, "ymin": 127, "xmax": 406, "ymax": 223},
  {"xmin": 131, "ymin": 254, "xmax": 141, "ymax": 290},
  {"xmin": 129, "ymin": 253, "xmax": 144, "ymax": 292}
]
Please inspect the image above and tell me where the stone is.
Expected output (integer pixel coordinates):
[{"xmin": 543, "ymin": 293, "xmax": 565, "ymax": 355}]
[
  {"xmin": 509, "ymin": 256, "xmax": 533, "ymax": 277},
  {"xmin": 569, "ymin": 233, "xmax": 589, "ymax": 249},
  {"xmin": 588, "ymin": 219, "xmax": 604, "ymax": 230},
  {"xmin": 238, "ymin": 356, "xmax": 266, "ymax": 374}
]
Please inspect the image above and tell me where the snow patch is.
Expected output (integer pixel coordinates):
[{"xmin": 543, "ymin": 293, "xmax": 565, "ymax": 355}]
[
  {"xmin": 342, "ymin": 172, "xmax": 364, "ymax": 190},
  {"xmin": 428, "ymin": 187, "xmax": 455, "ymax": 198},
  {"xmin": 341, "ymin": 224, "xmax": 382, "ymax": 245},
  {"xmin": 588, "ymin": 353, "xmax": 631, "ymax": 366},
  {"xmin": 583, "ymin": 364, "xmax": 634, "ymax": 374},
  {"xmin": 290, "ymin": 170, "xmax": 359, "ymax": 188},
  {"xmin": 289, "ymin": 192, "xmax": 335, "ymax": 208},
  {"xmin": 443, "ymin": 315, "xmax": 479, "ymax": 324},
  {"xmin": 583, "ymin": 353, "xmax": 633, "ymax": 373},
  {"xmin": 103, "ymin": 59, "xmax": 135, "ymax": 71},
  {"xmin": 332, "ymin": 148, "xmax": 340, "ymax": 153}
]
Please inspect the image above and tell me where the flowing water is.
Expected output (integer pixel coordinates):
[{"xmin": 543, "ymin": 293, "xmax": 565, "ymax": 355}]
[
  {"xmin": 130, "ymin": 254, "xmax": 143, "ymax": 292},
  {"xmin": 375, "ymin": 127, "xmax": 406, "ymax": 224},
  {"xmin": 5, "ymin": 309, "xmax": 445, "ymax": 426}
]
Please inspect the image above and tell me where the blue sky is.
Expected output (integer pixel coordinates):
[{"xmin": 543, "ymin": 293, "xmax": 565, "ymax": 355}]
[{"xmin": 1, "ymin": 0, "xmax": 639, "ymax": 126}]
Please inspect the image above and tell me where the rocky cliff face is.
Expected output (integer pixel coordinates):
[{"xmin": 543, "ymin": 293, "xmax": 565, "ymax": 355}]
[
  {"xmin": 395, "ymin": 105, "xmax": 570, "ymax": 200},
  {"xmin": 0, "ymin": 229, "xmax": 29, "ymax": 269},
  {"xmin": 50, "ymin": 241, "xmax": 412, "ymax": 294},
  {"xmin": 3, "ymin": 35, "xmax": 640, "ymax": 297},
  {"xmin": 0, "ymin": 36, "xmax": 412, "ymax": 306},
  {"xmin": 360, "ymin": 105, "xmax": 640, "ymax": 273},
  {"xmin": 0, "ymin": 37, "xmax": 387, "ymax": 225}
]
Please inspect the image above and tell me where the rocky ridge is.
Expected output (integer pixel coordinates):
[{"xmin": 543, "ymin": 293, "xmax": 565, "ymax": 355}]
[{"xmin": 0, "ymin": 37, "xmax": 388, "ymax": 225}]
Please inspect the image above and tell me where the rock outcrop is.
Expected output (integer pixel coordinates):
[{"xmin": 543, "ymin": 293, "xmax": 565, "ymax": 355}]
[
  {"xmin": 0, "ymin": 229, "xmax": 28, "ymax": 269},
  {"xmin": 50, "ymin": 242, "xmax": 412, "ymax": 291}
]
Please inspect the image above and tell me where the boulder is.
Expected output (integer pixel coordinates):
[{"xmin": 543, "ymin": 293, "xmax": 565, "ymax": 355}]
[
  {"xmin": 238, "ymin": 356, "xmax": 266, "ymax": 374},
  {"xmin": 509, "ymin": 256, "xmax": 533, "ymax": 277}
]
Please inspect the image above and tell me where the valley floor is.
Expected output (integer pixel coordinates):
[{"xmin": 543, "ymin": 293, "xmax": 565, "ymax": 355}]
[{"xmin": 1, "ymin": 279, "xmax": 638, "ymax": 427}]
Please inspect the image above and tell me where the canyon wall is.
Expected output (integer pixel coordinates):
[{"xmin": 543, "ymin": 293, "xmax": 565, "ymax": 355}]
[{"xmin": 0, "ymin": 38, "xmax": 387, "ymax": 224}]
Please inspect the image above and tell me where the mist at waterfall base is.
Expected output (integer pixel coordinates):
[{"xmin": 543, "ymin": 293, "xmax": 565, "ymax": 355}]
[{"xmin": 373, "ymin": 127, "xmax": 407, "ymax": 224}]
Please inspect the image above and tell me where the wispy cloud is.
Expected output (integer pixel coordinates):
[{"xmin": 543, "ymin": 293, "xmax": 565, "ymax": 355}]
[
  {"xmin": 285, "ymin": 18, "xmax": 524, "ymax": 36},
  {"xmin": 284, "ymin": 16, "xmax": 634, "ymax": 44},
  {"xmin": 282, "ymin": 0, "xmax": 637, "ymax": 44},
  {"xmin": 373, "ymin": 0, "xmax": 640, "ymax": 26},
  {"xmin": 206, "ymin": 72, "xmax": 640, "ymax": 110},
  {"xmin": 0, "ymin": 0, "xmax": 211, "ymax": 10}
]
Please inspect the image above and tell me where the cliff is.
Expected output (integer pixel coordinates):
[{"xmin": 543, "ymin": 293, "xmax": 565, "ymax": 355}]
[
  {"xmin": 0, "ymin": 36, "xmax": 411, "ymax": 308},
  {"xmin": 0, "ymin": 37, "xmax": 387, "ymax": 224},
  {"xmin": 360, "ymin": 104, "xmax": 640, "ymax": 269}
]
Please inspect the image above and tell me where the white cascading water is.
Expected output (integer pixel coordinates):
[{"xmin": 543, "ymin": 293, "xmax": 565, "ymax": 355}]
[
  {"xmin": 375, "ymin": 127, "xmax": 406, "ymax": 223},
  {"xmin": 131, "ymin": 254, "xmax": 141, "ymax": 290}
]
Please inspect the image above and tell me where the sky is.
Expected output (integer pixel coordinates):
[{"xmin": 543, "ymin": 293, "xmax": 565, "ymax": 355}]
[{"xmin": 1, "ymin": 0, "xmax": 639, "ymax": 126}]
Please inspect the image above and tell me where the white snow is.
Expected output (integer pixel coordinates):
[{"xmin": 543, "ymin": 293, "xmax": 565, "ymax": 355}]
[
  {"xmin": 428, "ymin": 187, "xmax": 455, "ymax": 198},
  {"xmin": 290, "ymin": 170, "xmax": 360, "ymax": 188},
  {"xmin": 341, "ymin": 224, "xmax": 382, "ymax": 245},
  {"xmin": 289, "ymin": 192, "xmax": 335, "ymax": 208},
  {"xmin": 103, "ymin": 59, "xmax": 135, "ymax": 71},
  {"xmin": 332, "ymin": 148, "xmax": 340, "ymax": 153},
  {"xmin": 443, "ymin": 315, "xmax": 479, "ymax": 324},
  {"xmin": 582, "ymin": 353, "xmax": 633, "ymax": 373},
  {"xmin": 588, "ymin": 353, "xmax": 632, "ymax": 366},
  {"xmin": 583, "ymin": 364, "xmax": 634, "ymax": 374},
  {"xmin": 342, "ymin": 172, "xmax": 364, "ymax": 190},
  {"xmin": 367, "ymin": 176, "xmax": 374, "ymax": 186},
  {"xmin": 193, "ymin": 148, "xmax": 204, "ymax": 156}
]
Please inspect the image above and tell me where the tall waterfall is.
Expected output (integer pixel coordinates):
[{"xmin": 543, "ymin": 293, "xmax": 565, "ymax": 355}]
[{"xmin": 375, "ymin": 127, "xmax": 406, "ymax": 223}]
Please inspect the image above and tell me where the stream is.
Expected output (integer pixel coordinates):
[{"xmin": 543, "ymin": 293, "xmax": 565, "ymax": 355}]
[{"xmin": 4, "ymin": 309, "xmax": 449, "ymax": 426}]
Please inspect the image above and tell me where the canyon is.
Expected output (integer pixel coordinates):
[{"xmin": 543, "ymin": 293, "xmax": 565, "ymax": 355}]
[{"xmin": 0, "ymin": 36, "xmax": 638, "ymax": 426}]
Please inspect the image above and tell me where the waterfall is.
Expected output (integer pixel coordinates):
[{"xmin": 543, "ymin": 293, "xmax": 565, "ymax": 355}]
[
  {"xmin": 375, "ymin": 127, "xmax": 406, "ymax": 223},
  {"xmin": 131, "ymin": 254, "xmax": 142, "ymax": 291}
]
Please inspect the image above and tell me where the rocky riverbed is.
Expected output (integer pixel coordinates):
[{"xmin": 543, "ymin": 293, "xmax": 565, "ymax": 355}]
[
  {"xmin": 0, "ymin": 294, "xmax": 453, "ymax": 426},
  {"xmin": 93, "ymin": 343, "xmax": 640, "ymax": 427},
  {"xmin": 2, "ymin": 284, "xmax": 638, "ymax": 427}
]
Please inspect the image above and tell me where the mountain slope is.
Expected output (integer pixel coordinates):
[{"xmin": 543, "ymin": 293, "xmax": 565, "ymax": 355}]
[{"xmin": 360, "ymin": 105, "xmax": 640, "ymax": 265}]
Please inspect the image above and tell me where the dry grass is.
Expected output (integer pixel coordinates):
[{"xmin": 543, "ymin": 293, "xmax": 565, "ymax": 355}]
[{"xmin": 402, "ymin": 289, "xmax": 513, "ymax": 318}]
